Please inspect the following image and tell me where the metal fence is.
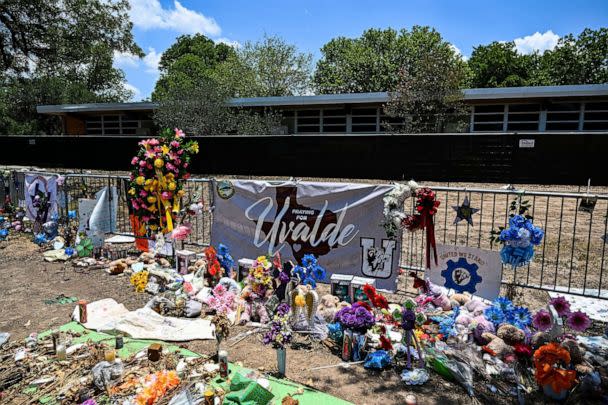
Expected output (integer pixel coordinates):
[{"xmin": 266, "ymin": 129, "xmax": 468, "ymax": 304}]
[{"xmin": 4, "ymin": 171, "xmax": 607, "ymax": 300}]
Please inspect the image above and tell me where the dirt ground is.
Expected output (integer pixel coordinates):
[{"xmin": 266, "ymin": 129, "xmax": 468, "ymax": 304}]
[{"xmin": 1, "ymin": 233, "xmax": 577, "ymax": 405}]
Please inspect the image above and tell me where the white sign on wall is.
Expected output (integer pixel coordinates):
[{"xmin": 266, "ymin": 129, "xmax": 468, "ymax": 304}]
[{"xmin": 428, "ymin": 244, "xmax": 502, "ymax": 301}]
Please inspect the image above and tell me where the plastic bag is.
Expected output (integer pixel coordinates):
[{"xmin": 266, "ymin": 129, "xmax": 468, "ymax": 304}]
[
  {"xmin": 92, "ymin": 360, "xmax": 124, "ymax": 391},
  {"xmin": 184, "ymin": 300, "xmax": 202, "ymax": 318}
]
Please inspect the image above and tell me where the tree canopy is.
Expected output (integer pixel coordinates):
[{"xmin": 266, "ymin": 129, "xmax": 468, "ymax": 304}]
[
  {"xmin": 0, "ymin": 0, "xmax": 142, "ymax": 134},
  {"xmin": 313, "ymin": 26, "xmax": 470, "ymax": 93}
]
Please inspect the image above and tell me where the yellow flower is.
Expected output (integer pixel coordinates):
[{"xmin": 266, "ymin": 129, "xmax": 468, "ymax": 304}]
[
  {"xmin": 149, "ymin": 224, "xmax": 158, "ymax": 230},
  {"xmin": 177, "ymin": 190, "xmax": 185, "ymax": 197},
  {"xmin": 166, "ymin": 173, "xmax": 175, "ymax": 180},
  {"xmin": 294, "ymin": 295, "xmax": 305, "ymax": 307},
  {"xmin": 148, "ymin": 205, "xmax": 158, "ymax": 213},
  {"xmin": 135, "ymin": 176, "xmax": 145, "ymax": 185},
  {"xmin": 128, "ymin": 188, "xmax": 136, "ymax": 196},
  {"xmin": 161, "ymin": 145, "xmax": 170, "ymax": 155},
  {"xmin": 145, "ymin": 179, "xmax": 153, "ymax": 186},
  {"xmin": 168, "ymin": 182, "xmax": 176, "ymax": 191},
  {"xmin": 190, "ymin": 142, "xmax": 199, "ymax": 154},
  {"xmin": 154, "ymin": 158, "xmax": 164, "ymax": 168},
  {"xmin": 147, "ymin": 196, "xmax": 157, "ymax": 204}
]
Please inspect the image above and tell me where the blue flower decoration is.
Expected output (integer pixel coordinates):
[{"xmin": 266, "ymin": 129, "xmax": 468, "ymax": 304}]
[
  {"xmin": 302, "ymin": 276, "xmax": 317, "ymax": 288},
  {"xmin": 64, "ymin": 247, "xmax": 75, "ymax": 257},
  {"xmin": 507, "ymin": 306, "xmax": 531, "ymax": 328},
  {"xmin": 292, "ymin": 265, "xmax": 306, "ymax": 281},
  {"xmin": 509, "ymin": 215, "xmax": 526, "ymax": 228},
  {"xmin": 364, "ymin": 350, "xmax": 392, "ymax": 370},
  {"xmin": 67, "ymin": 210, "xmax": 77, "ymax": 220},
  {"xmin": 302, "ymin": 254, "xmax": 317, "ymax": 268},
  {"xmin": 327, "ymin": 322, "xmax": 343, "ymax": 342},
  {"xmin": 494, "ymin": 297, "xmax": 514, "ymax": 312},
  {"xmin": 0, "ymin": 228, "xmax": 8, "ymax": 240},
  {"xmin": 484, "ymin": 306, "xmax": 505, "ymax": 327},
  {"xmin": 312, "ymin": 264, "xmax": 327, "ymax": 281},
  {"xmin": 530, "ymin": 227, "xmax": 544, "ymax": 245},
  {"xmin": 34, "ymin": 233, "xmax": 48, "ymax": 245},
  {"xmin": 0, "ymin": 216, "xmax": 5, "ymax": 223}
]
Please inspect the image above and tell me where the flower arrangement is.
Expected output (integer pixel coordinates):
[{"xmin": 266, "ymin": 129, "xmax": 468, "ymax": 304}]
[
  {"xmin": 128, "ymin": 128, "xmax": 199, "ymax": 235},
  {"xmin": 263, "ymin": 303, "xmax": 292, "ymax": 349},
  {"xmin": 498, "ymin": 214, "xmax": 544, "ymax": 267},
  {"xmin": 335, "ymin": 302, "xmax": 376, "ymax": 332},
  {"xmin": 247, "ymin": 255, "xmax": 274, "ymax": 298},
  {"xmin": 382, "ymin": 181, "xmax": 418, "ymax": 238},
  {"xmin": 531, "ymin": 296, "xmax": 591, "ymax": 333},
  {"xmin": 204, "ymin": 284, "xmax": 236, "ymax": 315},
  {"xmin": 204, "ymin": 246, "xmax": 221, "ymax": 278},
  {"xmin": 134, "ymin": 370, "xmax": 180, "ymax": 405},
  {"xmin": 130, "ymin": 270, "xmax": 149, "ymax": 293},
  {"xmin": 403, "ymin": 187, "xmax": 440, "ymax": 269},
  {"xmin": 481, "ymin": 296, "xmax": 532, "ymax": 330},
  {"xmin": 291, "ymin": 254, "xmax": 327, "ymax": 288},
  {"xmin": 362, "ymin": 284, "xmax": 389, "ymax": 310},
  {"xmin": 533, "ymin": 342, "xmax": 576, "ymax": 396}
]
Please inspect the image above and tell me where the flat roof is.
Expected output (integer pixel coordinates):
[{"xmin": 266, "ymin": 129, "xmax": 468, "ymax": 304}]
[{"xmin": 37, "ymin": 84, "xmax": 608, "ymax": 114}]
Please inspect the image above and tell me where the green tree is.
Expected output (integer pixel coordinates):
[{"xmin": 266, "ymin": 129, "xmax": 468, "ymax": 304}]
[
  {"xmin": 314, "ymin": 26, "xmax": 466, "ymax": 93},
  {"xmin": 152, "ymin": 34, "xmax": 235, "ymax": 100},
  {"xmin": 0, "ymin": 0, "xmax": 142, "ymax": 134},
  {"xmin": 468, "ymin": 41, "xmax": 542, "ymax": 88},
  {"xmin": 384, "ymin": 36, "xmax": 470, "ymax": 133},
  {"xmin": 541, "ymin": 28, "xmax": 608, "ymax": 85},
  {"xmin": 153, "ymin": 78, "xmax": 281, "ymax": 135}
]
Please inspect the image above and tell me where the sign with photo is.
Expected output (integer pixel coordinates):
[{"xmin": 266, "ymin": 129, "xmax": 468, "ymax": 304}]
[
  {"xmin": 428, "ymin": 244, "xmax": 502, "ymax": 301},
  {"xmin": 211, "ymin": 180, "xmax": 401, "ymax": 291}
]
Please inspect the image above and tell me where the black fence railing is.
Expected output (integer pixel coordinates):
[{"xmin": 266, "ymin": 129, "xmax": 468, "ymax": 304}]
[{"xmin": 1, "ymin": 132, "xmax": 607, "ymax": 185}]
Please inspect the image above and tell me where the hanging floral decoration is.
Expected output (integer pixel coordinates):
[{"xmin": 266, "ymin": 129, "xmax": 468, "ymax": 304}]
[
  {"xmin": 128, "ymin": 128, "xmax": 199, "ymax": 235},
  {"xmin": 381, "ymin": 181, "xmax": 418, "ymax": 238},
  {"xmin": 498, "ymin": 214, "xmax": 544, "ymax": 268},
  {"xmin": 403, "ymin": 187, "xmax": 440, "ymax": 269}
]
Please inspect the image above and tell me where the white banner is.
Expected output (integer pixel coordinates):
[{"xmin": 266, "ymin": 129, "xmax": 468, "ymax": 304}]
[
  {"xmin": 78, "ymin": 186, "xmax": 118, "ymax": 247},
  {"xmin": 211, "ymin": 180, "xmax": 401, "ymax": 291},
  {"xmin": 428, "ymin": 244, "xmax": 502, "ymax": 301},
  {"xmin": 25, "ymin": 174, "xmax": 58, "ymax": 222}
]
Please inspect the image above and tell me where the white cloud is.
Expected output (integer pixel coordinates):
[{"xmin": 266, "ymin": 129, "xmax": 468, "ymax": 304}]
[
  {"xmin": 514, "ymin": 30, "xmax": 560, "ymax": 55},
  {"xmin": 450, "ymin": 44, "xmax": 468, "ymax": 61},
  {"xmin": 123, "ymin": 82, "xmax": 142, "ymax": 101},
  {"xmin": 215, "ymin": 37, "xmax": 240, "ymax": 49},
  {"xmin": 113, "ymin": 50, "xmax": 140, "ymax": 68},
  {"xmin": 143, "ymin": 48, "xmax": 161, "ymax": 74},
  {"xmin": 128, "ymin": 0, "xmax": 221, "ymax": 35}
]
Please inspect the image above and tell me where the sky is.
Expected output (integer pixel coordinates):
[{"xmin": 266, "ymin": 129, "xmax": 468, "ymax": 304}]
[{"xmin": 115, "ymin": 0, "xmax": 608, "ymax": 100}]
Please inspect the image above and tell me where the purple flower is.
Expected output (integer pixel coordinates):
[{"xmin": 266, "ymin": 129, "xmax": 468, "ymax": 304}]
[
  {"xmin": 566, "ymin": 311, "xmax": 591, "ymax": 332},
  {"xmin": 278, "ymin": 271, "xmax": 290, "ymax": 284},
  {"xmin": 401, "ymin": 309, "xmax": 416, "ymax": 330},
  {"xmin": 532, "ymin": 309, "xmax": 553, "ymax": 331},
  {"xmin": 277, "ymin": 303, "xmax": 290, "ymax": 317},
  {"xmin": 549, "ymin": 296, "xmax": 571, "ymax": 317},
  {"xmin": 335, "ymin": 304, "xmax": 375, "ymax": 331}
]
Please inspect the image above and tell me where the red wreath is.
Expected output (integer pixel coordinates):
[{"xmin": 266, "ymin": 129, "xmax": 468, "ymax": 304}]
[{"xmin": 403, "ymin": 187, "xmax": 439, "ymax": 269}]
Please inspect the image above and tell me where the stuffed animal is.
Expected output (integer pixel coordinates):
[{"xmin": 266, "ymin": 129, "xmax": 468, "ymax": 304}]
[
  {"xmin": 108, "ymin": 259, "xmax": 127, "ymax": 275},
  {"xmin": 464, "ymin": 299, "xmax": 489, "ymax": 315},
  {"xmin": 450, "ymin": 293, "xmax": 471, "ymax": 307},
  {"xmin": 455, "ymin": 312, "xmax": 474, "ymax": 327},
  {"xmin": 531, "ymin": 331, "xmax": 552, "ymax": 349},
  {"xmin": 237, "ymin": 286, "xmax": 270, "ymax": 324},
  {"xmin": 497, "ymin": 324, "xmax": 525, "ymax": 346},
  {"xmin": 481, "ymin": 332, "xmax": 513, "ymax": 358},
  {"xmin": 317, "ymin": 294, "xmax": 341, "ymax": 323},
  {"xmin": 471, "ymin": 315, "xmax": 495, "ymax": 344}
]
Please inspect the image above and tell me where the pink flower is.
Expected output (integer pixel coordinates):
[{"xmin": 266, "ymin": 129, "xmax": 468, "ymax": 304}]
[
  {"xmin": 132, "ymin": 201, "xmax": 140, "ymax": 209},
  {"xmin": 131, "ymin": 157, "xmax": 139, "ymax": 165},
  {"xmin": 168, "ymin": 151, "xmax": 179, "ymax": 161},
  {"xmin": 177, "ymin": 149, "xmax": 184, "ymax": 155},
  {"xmin": 130, "ymin": 174, "xmax": 135, "ymax": 181},
  {"xmin": 170, "ymin": 140, "xmax": 180, "ymax": 148},
  {"xmin": 144, "ymin": 150, "xmax": 155, "ymax": 159},
  {"xmin": 148, "ymin": 139, "xmax": 159, "ymax": 146},
  {"xmin": 147, "ymin": 164, "xmax": 153, "ymax": 170},
  {"xmin": 139, "ymin": 190, "xmax": 148, "ymax": 197},
  {"xmin": 532, "ymin": 309, "xmax": 553, "ymax": 331},
  {"xmin": 169, "ymin": 224, "xmax": 191, "ymax": 241},
  {"xmin": 142, "ymin": 216, "xmax": 150, "ymax": 222},
  {"xmin": 566, "ymin": 311, "xmax": 591, "ymax": 332},
  {"xmin": 139, "ymin": 160, "xmax": 147, "ymax": 167},
  {"xmin": 549, "ymin": 296, "xmax": 571, "ymax": 317},
  {"xmin": 174, "ymin": 128, "xmax": 185, "ymax": 138},
  {"xmin": 161, "ymin": 191, "xmax": 173, "ymax": 200},
  {"xmin": 138, "ymin": 139, "xmax": 150, "ymax": 147},
  {"xmin": 183, "ymin": 162, "xmax": 189, "ymax": 169}
]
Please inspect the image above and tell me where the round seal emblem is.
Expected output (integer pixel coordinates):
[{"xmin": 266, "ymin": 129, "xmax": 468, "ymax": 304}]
[{"xmin": 216, "ymin": 180, "xmax": 235, "ymax": 199}]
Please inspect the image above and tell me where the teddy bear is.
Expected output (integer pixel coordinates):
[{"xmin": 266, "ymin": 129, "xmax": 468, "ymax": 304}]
[
  {"xmin": 108, "ymin": 259, "xmax": 127, "ymax": 275},
  {"xmin": 237, "ymin": 286, "xmax": 270, "ymax": 325},
  {"xmin": 497, "ymin": 324, "xmax": 525, "ymax": 346},
  {"xmin": 464, "ymin": 299, "xmax": 489, "ymax": 315},
  {"xmin": 471, "ymin": 315, "xmax": 495, "ymax": 344},
  {"xmin": 481, "ymin": 332, "xmax": 514, "ymax": 358},
  {"xmin": 450, "ymin": 293, "xmax": 471, "ymax": 308},
  {"xmin": 317, "ymin": 294, "xmax": 341, "ymax": 323}
]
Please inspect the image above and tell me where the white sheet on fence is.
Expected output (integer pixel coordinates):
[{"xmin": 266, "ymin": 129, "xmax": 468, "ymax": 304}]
[{"xmin": 71, "ymin": 298, "xmax": 215, "ymax": 341}]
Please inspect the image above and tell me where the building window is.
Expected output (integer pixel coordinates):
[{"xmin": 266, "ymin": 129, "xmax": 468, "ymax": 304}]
[
  {"xmin": 507, "ymin": 104, "xmax": 540, "ymax": 131},
  {"xmin": 322, "ymin": 108, "xmax": 347, "ymax": 133},
  {"xmin": 545, "ymin": 102, "xmax": 581, "ymax": 131},
  {"xmin": 296, "ymin": 109, "xmax": 320, "ymax": 133},
  {"xmin": 85, "ymin": 114, "xmax": 149, "ymax": 136},
  {"xmin": 472, "ymin": 104, "xmax": 504, "ymax": 132},
  {"xmin": 583, "ymin": 102, "xmax": 608, "ymax": 131},
  {"xmin": 352, "ymin": 107, "xmax": 378, "ymax": 133}
]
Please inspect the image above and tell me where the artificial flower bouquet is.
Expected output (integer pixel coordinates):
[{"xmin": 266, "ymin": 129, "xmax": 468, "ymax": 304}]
[
  {"xmin": 128, "ymin": 128, "xmax": 199, "ymax": 236},
  {"xmin": 263, "ymin": 303, "xmax": 292, "ymax": 349},
  {"xmin": 291, "ymin": 254, "xmax": 327, "ymax": 288},
  {"xmin": 247, "ymin": 255, "xmax": 274, "ymax": 298},
  {"xmin": 499, "ymin": 214, "xmax": 544, "ymax": 267}
]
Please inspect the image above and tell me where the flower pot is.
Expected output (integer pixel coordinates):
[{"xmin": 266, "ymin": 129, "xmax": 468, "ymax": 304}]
[
  {"xmin": 542, "ymin": 384, "xmax": 568, "ymax": 400},
  {"xmin": 276, "ymin": 347, "xmax": 287, "ymax": 376}
]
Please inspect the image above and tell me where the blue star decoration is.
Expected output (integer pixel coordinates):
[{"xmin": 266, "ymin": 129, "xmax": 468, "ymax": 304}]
[{"xmin": 452, "ymin": 196, "xmax": 479, "ymax": 226}]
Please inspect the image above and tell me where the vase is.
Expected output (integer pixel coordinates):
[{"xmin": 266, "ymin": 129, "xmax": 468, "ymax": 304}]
[
  {"xmin": 341, "ymin": 329, "xmax": 353, "ymax": 361},
  {"xmin": 542, "ymin": 384, "xmax": 568, "ymax": 400},
  {"xmin": 276, "ymin": 347, "xmax": 287, "ymax": 376}
]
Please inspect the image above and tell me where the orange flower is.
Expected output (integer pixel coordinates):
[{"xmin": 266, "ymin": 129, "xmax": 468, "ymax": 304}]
[{"xmin": 533, "ymin": 342, "xmax": 576, "ymax": 392}]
